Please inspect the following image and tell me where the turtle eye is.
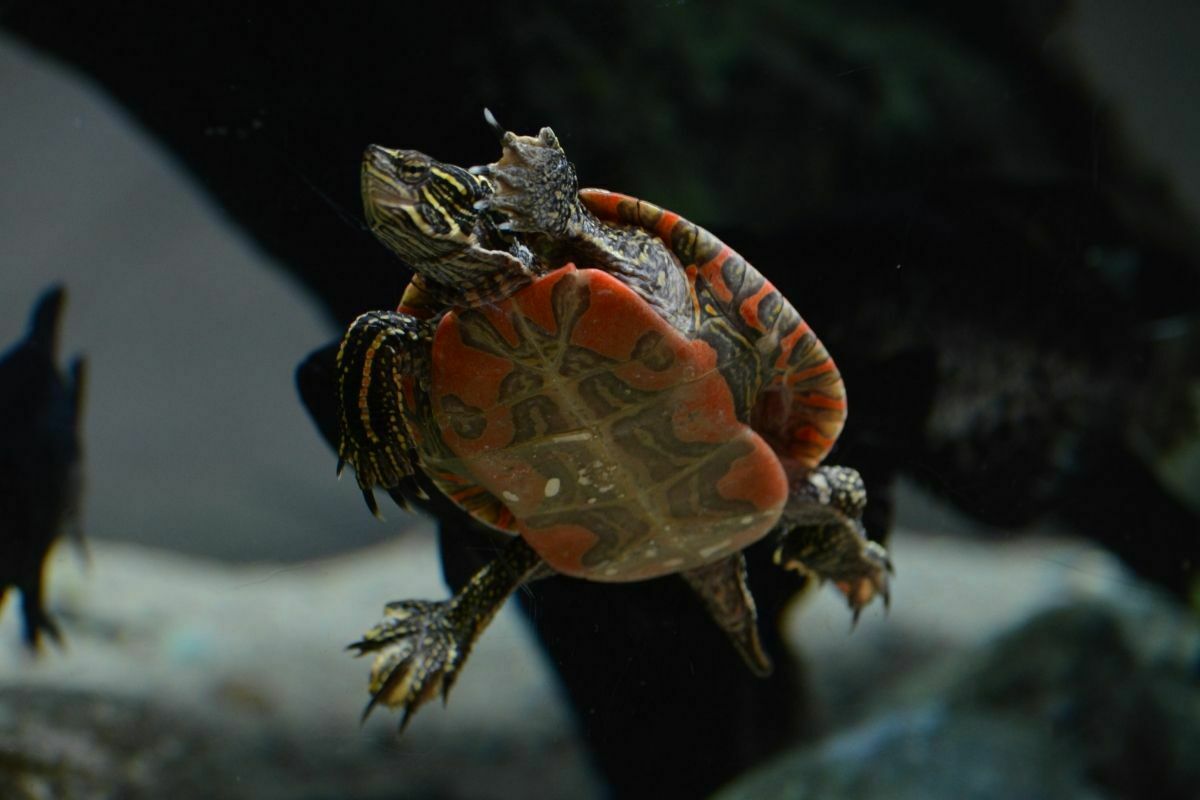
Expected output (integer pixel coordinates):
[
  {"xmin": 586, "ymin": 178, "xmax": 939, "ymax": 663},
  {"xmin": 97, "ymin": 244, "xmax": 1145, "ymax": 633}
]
[
  {"xmin": 396, "ymin": 159, "xmax": 429, "ymax": 183},
  {"xmin": 539, "ymin": 127, "xmax": 561, "ymax": 150}
]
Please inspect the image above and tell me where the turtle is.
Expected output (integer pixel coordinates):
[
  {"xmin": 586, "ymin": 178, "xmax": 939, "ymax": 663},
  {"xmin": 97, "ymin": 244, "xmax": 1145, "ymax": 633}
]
[{"xmin": 338, "ymin": 118, "xmax": 890, "ymax": 728}]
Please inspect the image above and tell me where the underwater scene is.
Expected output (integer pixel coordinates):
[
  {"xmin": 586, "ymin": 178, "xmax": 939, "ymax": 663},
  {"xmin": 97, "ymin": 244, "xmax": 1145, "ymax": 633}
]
[{"xmin": 1, "ymin": 2, "xmax": 1198, "ymax": 798}]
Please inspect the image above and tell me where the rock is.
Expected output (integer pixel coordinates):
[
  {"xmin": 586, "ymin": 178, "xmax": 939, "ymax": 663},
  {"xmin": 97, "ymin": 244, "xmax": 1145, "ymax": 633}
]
[
  {"xmin": 718, "ymin": 600, "xmax": 1200, "ymax": 800},
  {"xmin": 4, "ymin": 515, "xmax": 1198, "ymax": 799},
  {"xmin": 0, "ymin": 535, "xmax": 604, "ymax": 800}
]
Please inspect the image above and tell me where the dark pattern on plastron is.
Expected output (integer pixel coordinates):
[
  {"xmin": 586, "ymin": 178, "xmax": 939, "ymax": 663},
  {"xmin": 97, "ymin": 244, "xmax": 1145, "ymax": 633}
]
[
  {"xmin": 630, "ymin": 330, "xmax": 675, "ymax": 372},
  {"xmin": 610, "ymin": 404, "xmax": 725, "ymax": 483},
  {"xmin": 665, "ymin": 438, "xmax": 759, "ymax": 519},
  {"xmin": 524, "ymin": 505, "xmax": 651, "ymax": 568},
  {"xmin": 510, "ymin": 394, "xmax": 576, "ymax": 444},
  {"xmin": 439, "ymin": 394, "xmax": 487, "ymax": 440}
]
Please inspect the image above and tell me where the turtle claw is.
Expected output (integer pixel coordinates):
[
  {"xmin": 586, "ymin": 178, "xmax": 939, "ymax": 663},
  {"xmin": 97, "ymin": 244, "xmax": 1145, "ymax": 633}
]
[
  {"xmin": 774, "ymin": 525, "xmax": 893, "ymax": 625},
  {"xmin": 835, "ymin": 541, "xmax": 892, "ymax": 626},
  {"xmin": 349, "ymin": 599, "xmax": 472, "ymax": 730}
]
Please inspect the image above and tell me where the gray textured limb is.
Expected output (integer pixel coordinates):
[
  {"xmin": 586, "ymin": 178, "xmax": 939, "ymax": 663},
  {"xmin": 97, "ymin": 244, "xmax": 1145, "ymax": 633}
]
[
  {"xmin": 348, "ymin": 535, "xmax": 547, "ymax": 730},
  {"xmin": 776, "ymin": 465, "xmax": 892, "ymax": 623},
  {"xmin": 681, "ymin": 553, "xmax": 773, "ymax": 676}
]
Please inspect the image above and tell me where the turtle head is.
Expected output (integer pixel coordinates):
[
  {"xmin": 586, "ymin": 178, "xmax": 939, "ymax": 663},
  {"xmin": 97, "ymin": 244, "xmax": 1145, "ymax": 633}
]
[
  {"xmin": 475, "ymin": 111, "xmax": 579, "ymax": 238},
  {"xmin": 361, "ymin": 145, "xmax": 532, "ymax": 300},
  {"xmin": 362, "ymin": 145, "xmax": 488, "ymax": 266}
]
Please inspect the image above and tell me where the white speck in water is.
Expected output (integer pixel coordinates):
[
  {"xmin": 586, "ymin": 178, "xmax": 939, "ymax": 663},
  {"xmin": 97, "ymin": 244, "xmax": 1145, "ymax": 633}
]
[
  {"xmin": 598, "ymin": 484, "xmax": 615, "ymax": 493},
  {"xmin": 544, "ymin": 478, "xmax": 561, "ymax": 498},
  {"xmin": 587, "ymin": 497, "xmax": 597, "ymax": 504},
  {"xmin": 502, "ymin": 491, "xmax": 520, "ymax": 503}
]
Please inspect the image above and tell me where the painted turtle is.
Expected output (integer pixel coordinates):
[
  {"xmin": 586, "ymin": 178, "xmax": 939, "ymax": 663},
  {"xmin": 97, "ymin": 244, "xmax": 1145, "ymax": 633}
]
[{"xmin": 338, "ymin": 117, "xmax": 890, "ymax": 727}]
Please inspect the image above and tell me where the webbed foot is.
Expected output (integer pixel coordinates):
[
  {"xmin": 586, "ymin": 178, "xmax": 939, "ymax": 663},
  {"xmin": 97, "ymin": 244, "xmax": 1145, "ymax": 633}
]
[
  {"xmin": 348, "ymin": 536, "xmax": 545, "ymax": 730},
  {"xmin": 349, "ymin": 599, "xmax": 475, "ymax": 729},
  {"xmin": 778, "ymin": 464, "xmax": 893, "ymax": 624},
  {"xmin": 775, "ymin": 523, "xmax": 892, "ymax": 624}
]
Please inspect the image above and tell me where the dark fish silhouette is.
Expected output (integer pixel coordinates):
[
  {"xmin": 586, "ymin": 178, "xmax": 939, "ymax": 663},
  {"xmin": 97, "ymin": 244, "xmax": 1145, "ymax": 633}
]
[{"xmin": 0, "ymin": 285, "xmax": 86, "ymax": 649}]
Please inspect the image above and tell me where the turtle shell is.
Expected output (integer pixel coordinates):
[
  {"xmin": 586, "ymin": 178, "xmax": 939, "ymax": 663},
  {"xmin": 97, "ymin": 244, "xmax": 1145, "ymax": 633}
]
[
  {"xmin": 577, "ymin": 188, "xmax": 848, "ymax": 475},
  {"xmin": 414, "ymin": 265, "xmax": 788, "ymax": 582}
]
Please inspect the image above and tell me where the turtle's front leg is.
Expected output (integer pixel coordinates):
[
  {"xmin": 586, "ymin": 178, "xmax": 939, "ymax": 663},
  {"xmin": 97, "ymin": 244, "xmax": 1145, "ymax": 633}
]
[
  {"xmin": 776, "ymin": 465, "xmax": 892, "ymax": 623},
  {"xmin": 349, "ymin": 535, "xmax": 548, "ymax": 730},
  {"xmin": 336, "ymin": 310, "xmax": 434, "ymax": 515}
]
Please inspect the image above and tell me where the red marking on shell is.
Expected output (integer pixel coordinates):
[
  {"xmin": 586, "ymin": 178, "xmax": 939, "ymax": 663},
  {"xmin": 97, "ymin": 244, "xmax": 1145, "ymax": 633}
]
[
  {"xmin": 797, "ymin": 392, "xmax": 848, "ymax": 411},
  {"xmin": 753, "ymin": 386, "xmax": 842, "ymax": 470},
  {"xmin": 477, "ymin": 303, "xmax": 522, "ymax": 348},
  {"xmin": 786, "ymin": 359, "xmax": 838, "ymax": 385},
  {"xmin": 578, "ymin": 187, "xmax": 626, "ymax": 220},
  {"xmin": 568, "ymin": 269, "xmax": 667, "ymax": 360},
  {"xmin": 670, "ymin": 370, "xmax": 740, "ymax": 444},
  {"xmin": 791, "ymin": 425, "xmax": 837, "ymax": 457},
  {"xmin": 652, "ymin": 206, "xmax": 682, "ymax": 242},
  {"xmin": 716, "ymin": 433, "xmax": 789, "ymax": 513},
  {"xmin": 774, "ymin": 318, "xmax": 812, "ymax": 369},
  {"xmin": 431, "ymin": 315, "xmax": 517, "ymax": 454},
  {"xmin": 699, "ymin": 246, "xmax": 735, "ymax": 302},
  {"xmin": 739, "ymin": 282, "xmax": 776, "ymax": 333},
  {"xmin": 510, "ymin": 265, "xmax": 573, "ymax": 336},
  {"xmin": 518, "ymin": 522, "xmax": 598, "ymax": 577},
  {"xmin": 568, "ymin": 268, "xmax": 723, "ymax": 392}
]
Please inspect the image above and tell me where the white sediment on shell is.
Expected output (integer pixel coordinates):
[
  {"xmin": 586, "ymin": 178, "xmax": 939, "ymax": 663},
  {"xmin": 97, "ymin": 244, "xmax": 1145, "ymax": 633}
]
[
  {"xmin": 543, "ymin": 478, "xmax": 561, "ymax": 498},
  {"xmin": 698, "ymin": 539, "xmax": 732, "ymax": 559},
  {"xmin": 502, "ymin": 491, "xmax": 520, "ymax": 502},
  {"xmin": 551, "ymin": 431, "xmax": 593, "ymax": 443}
]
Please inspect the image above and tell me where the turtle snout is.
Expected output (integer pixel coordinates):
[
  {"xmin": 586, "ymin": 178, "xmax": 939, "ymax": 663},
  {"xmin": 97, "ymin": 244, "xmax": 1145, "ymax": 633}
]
[{"xmin": 363, "ymin": 144, "xmax": 394, "ymax": 172}]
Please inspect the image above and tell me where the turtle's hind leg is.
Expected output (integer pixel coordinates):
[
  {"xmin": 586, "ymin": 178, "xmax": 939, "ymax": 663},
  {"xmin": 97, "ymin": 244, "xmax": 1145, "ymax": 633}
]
[
  {"xmin": 776, "ymin": 465, "xmax": 892, "ymax": 623},
  {"xmin": 349, "ymin": 536, "xmax": 548, "ymax": 730}
]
